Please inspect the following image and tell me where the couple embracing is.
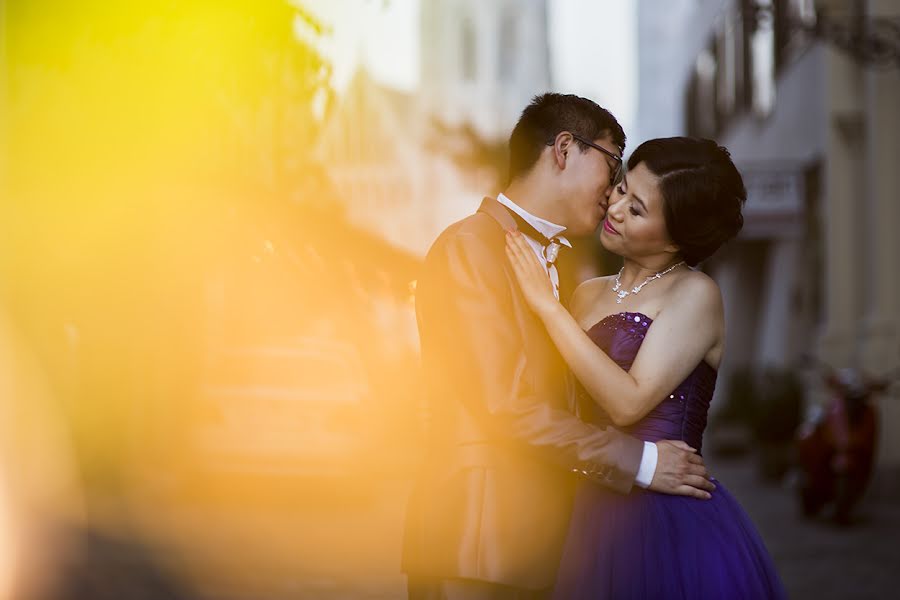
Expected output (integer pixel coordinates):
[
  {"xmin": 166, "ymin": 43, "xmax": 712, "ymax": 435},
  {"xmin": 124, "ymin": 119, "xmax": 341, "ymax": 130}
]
[{"xmin": 402, "ymin": 93, "xmax": 786, "ymax": 600}]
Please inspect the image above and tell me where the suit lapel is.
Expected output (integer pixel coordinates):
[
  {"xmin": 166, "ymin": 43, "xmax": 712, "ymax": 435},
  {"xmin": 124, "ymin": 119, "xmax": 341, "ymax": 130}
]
[
  {"xmin": 477, "ymin": 196, "xmax": 544, "ymax": 353},
  {"xmin": 477, "ymin": 196, "xmax": 573, "ymax": 411}
]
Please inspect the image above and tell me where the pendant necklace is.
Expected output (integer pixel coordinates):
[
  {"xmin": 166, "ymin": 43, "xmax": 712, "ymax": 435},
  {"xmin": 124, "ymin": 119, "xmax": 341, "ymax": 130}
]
[{"xmin": 612, "ymin": 261, "xmax": 686, "ymax": 304}]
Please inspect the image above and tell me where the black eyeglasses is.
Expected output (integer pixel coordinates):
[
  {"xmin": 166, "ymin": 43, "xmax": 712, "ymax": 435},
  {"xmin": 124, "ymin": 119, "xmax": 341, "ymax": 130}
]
[{"xmin": 548, "ymin": 133, "xmax": 624, "ymax": 184}]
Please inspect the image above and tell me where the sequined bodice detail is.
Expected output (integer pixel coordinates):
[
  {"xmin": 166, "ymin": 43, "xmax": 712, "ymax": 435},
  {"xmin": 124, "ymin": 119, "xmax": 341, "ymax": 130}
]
[{"xmin": 578, "ymin": 312, "xmax": 717, "ymax": 451}]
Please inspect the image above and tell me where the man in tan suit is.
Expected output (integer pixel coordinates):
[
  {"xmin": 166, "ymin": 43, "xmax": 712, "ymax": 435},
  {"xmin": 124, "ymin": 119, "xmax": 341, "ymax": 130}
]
[{"xmin": 403, "ymin": 94, "xmax": 714, "ymax": 599}]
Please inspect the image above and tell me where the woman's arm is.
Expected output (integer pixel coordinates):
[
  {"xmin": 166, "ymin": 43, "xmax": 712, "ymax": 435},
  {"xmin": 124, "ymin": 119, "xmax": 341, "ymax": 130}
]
[{"xmin": 505, "ymin": 231, "xmax": 722, "ymax": 426}]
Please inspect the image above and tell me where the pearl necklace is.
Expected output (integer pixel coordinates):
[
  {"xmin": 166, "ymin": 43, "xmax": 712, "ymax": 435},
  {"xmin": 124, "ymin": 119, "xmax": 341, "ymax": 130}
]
[{"xmin": 612, "ymin": 261, "xmax": 686, "ymax": 304}]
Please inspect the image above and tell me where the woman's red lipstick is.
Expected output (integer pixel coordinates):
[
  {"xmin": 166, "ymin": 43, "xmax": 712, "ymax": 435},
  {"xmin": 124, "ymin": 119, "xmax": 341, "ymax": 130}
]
[{"xmin": 603, "ymin": 219, "xmax": 619, "ymax": 235}]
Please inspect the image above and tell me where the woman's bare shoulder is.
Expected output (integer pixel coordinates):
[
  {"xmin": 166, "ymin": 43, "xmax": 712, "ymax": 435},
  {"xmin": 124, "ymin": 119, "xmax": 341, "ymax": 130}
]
[
  {"xmin": 667, "ymin": 269, "xmax": 723, "ymax": 318},
  {"xmin": 674, "ymin": 269, "xmax": 720, "ymax": 296},
  {"xmin": 572, "ymin": 275, "xmax": 614, "ymax": 299},
  {"xmin": 571, "ymin": 276, "xmax": 614, "ymax": 315}
]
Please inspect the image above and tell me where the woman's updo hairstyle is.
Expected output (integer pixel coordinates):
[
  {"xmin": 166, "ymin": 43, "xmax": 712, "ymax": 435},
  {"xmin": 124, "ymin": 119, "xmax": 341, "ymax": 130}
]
[{"xmin": 627, "ymin": 137, "xmax": 746, "ymax": 266}]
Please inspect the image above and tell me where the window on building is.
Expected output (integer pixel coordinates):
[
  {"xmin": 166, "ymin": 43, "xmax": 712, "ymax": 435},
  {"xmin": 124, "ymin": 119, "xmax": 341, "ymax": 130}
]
[
  {"xmin": 717, "ymin": 7, "xmax": 750, "ymax": 125},
  {"xmin": 687, "ymin": 1, "xmax": 794, "ymax": 136},
  {"xmin": 698, "ymin": 47, "xmax": 718, "ymax": 136},
  {"xmin": 750, "ymin": 0, "xmax": 776, "ymax": 117},
  {"xmin": 738, "ymin": 4, "xmax": 753, "ymax": 109},
  {"xmin": 461, "ymin": 19, "xmax": 477, "ymax": 82},
  {"xmin": 717, "ymin": 18, "xmax": 736, "ymax": 118},
  {"xmin": 686, "ymin": 45, "xmax": 718, "ymax": 138},
  {"xmin": 775, "ymin": 0, "xmax": 817, "ymax": 69},
  {"xmin": 498, "ymin": 14, "xmax": 518, "ymax": 83},
  {"xmin": 793, "ymin": 0, "xmax": 816, "ymax": 25}
]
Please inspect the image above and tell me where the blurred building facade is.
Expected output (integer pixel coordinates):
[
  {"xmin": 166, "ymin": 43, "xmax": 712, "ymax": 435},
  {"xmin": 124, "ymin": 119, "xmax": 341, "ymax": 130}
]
[
  {"xmin": 315, "ymin": 68, "xmax": 469, "ymax": 255},
  {"xmin": 421, "ymin": 0, "xmax": 552, "ymax": 140},
  {"xmin": 317, "ymin": 0, "xmax": 553, "ymax": 256},
  {"xmin": 637, "ymin": 0, "xmax": 900, "ymax": 466}
]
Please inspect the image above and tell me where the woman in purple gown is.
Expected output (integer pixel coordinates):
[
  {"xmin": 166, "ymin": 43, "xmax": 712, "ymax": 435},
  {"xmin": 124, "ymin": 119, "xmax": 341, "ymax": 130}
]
[{"xmin": 505, "ymin": 137, "xmax": 786, "ymax": 599}]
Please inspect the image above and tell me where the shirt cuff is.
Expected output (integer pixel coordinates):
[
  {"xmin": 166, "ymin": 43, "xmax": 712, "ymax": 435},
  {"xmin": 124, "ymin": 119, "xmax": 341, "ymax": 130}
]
[{"xmin": 634, "ymin": 441, "xmax": 658, "ymax": 489}]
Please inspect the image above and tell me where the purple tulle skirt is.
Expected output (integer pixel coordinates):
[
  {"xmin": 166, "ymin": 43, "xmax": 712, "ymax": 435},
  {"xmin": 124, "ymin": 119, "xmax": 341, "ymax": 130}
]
[{"xmin": 552, "ymin": 477, "xmax": 787, "ymax": 600}]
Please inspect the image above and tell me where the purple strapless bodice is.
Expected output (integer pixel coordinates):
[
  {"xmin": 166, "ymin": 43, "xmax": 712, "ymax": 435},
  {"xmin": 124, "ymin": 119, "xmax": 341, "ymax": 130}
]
[{"xmin": 578, "ymin": 311, "xmax": 717, "ymax": 451}]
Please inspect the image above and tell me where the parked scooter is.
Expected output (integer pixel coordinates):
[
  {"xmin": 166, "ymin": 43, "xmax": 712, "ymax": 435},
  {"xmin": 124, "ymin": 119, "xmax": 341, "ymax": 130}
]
[{"xmin": 795, "ymin": 360, "xmax": 898, "ymax": 525}]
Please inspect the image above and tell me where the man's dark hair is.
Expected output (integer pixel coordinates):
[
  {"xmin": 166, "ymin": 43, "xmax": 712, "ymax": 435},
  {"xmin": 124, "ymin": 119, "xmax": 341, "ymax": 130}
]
[
  {"xmin": 627, "ymin": 137, "xmax": 746, "ymax": 266},
  {"xmin": 507, "ymin": 93, "xmax": 626, "ymax": 183}
]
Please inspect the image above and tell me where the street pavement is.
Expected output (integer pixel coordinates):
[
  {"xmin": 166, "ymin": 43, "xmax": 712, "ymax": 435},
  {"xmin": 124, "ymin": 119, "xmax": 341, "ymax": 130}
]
[{"xmin": 708, "ymin": 453, "xmax": 900, "ymax": 600}]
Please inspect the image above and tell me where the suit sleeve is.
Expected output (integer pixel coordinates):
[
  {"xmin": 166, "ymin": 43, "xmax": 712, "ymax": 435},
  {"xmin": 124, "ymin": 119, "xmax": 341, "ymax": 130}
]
[{"xmin": 420, "ymin": 230, "xmax": 643, "ymax": 493}]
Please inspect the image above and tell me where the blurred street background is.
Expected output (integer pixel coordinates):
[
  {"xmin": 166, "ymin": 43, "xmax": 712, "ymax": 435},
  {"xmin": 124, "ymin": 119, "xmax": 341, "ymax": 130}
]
[{"xmin": 1, "ymin": 0, "xmax": 899, "ymax": 598}]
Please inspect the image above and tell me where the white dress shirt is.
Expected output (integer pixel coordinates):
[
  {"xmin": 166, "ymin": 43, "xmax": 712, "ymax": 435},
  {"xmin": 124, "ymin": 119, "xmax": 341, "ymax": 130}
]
[
  {"xmin": 497, "ymin": 193, "xmax": 658, "ymax": 489},
  {"xmin": 497, "ymin": 193, "xmax": 571, "ymax": 299}
]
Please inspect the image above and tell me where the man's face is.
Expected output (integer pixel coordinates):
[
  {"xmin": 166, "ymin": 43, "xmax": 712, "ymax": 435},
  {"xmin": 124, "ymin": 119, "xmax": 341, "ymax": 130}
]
[{"xmin": 558, "ymin": 135, "xmax": 622, "ymax": 237}]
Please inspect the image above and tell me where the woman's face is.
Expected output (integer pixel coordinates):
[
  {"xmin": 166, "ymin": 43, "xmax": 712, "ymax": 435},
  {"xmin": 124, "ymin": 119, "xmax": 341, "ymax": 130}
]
[{"xmin": 599, "ymin": 161, "xmax": 677, "ymax": 260}]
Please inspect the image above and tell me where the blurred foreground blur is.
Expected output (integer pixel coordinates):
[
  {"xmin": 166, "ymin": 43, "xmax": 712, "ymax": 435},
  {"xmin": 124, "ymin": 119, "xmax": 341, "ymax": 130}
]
[
  {"xmin": 0, "ymin": 1, "xmax": 423, "ymax": 597},
  {"xmin": 4, "ymin": 0, "xmax": 900, "ymax": 597}
]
